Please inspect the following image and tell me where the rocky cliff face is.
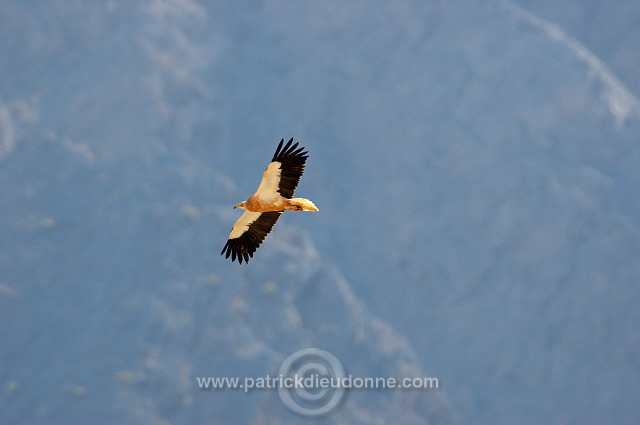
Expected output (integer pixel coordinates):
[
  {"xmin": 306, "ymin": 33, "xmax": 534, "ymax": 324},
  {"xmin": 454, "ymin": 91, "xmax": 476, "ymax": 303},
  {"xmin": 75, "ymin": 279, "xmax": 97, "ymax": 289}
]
[{"xmin": 1, "ymin": 1, "xmax": 639, "ymax": 424}]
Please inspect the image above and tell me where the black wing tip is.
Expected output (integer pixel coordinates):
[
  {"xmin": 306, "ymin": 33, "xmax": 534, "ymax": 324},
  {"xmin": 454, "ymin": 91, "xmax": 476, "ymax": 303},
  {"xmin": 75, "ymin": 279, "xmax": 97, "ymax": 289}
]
[
  {"xmin": 274, "ymin": 139, "xmax": 285, "ymax": 159},
  {"xmin": 221, "ymin": 240, "xmax": 231, "ymax": 258},
  {"xmin": 273, "ymin": 137, "xmax": 308, "ymax": 162},
  {"xmin": 220, "ymin": 239, "xmax": 252, "ymax": 264}
]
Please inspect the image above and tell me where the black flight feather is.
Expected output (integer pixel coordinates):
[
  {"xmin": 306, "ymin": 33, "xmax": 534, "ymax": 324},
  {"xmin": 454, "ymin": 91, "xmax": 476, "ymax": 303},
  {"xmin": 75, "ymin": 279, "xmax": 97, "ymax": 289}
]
[
  {"xmin": 271, "ymin": 138, "xmax": 308, "ymax": 199},
  {"xmin": 220, "ymin": 211, "xmax": 282, "ymax": 264}
]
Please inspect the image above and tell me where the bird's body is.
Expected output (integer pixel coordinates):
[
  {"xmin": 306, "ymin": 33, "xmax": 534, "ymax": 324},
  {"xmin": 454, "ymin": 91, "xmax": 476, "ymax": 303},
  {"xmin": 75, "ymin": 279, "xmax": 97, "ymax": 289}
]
[
  {"xmin": 221, "ymin": 138, "xmax": 318, "ymax": 263},
  {"xmin": 241, "ymin": 196, "xmax": 318, "ymax": 212}
]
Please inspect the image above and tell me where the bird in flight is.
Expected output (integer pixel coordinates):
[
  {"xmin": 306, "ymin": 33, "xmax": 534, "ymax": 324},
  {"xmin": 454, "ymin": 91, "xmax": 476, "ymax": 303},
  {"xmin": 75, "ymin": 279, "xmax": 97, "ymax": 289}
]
[{"xmin": 221, "ymin": 138, "xmax": 318, "ymax": 263}]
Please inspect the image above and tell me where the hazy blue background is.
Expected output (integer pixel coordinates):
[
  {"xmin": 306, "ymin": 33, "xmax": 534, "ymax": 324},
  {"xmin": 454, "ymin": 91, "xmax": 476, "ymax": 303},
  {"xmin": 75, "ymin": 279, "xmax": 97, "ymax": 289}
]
[{"xmin": 1, "ymin": 1, "xmax": 639, "ymax": 424}]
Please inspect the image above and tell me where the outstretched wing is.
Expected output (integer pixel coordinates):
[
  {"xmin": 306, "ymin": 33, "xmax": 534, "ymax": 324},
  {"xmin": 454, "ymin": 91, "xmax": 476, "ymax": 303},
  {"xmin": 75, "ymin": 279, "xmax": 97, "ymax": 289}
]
[
  {"xmin": 221, "ymin": 211, "xmax": 282, "ymax": 263},
  {"xmin": 267, "ymin": 138, "xmax": 308, "ymax": 199}
]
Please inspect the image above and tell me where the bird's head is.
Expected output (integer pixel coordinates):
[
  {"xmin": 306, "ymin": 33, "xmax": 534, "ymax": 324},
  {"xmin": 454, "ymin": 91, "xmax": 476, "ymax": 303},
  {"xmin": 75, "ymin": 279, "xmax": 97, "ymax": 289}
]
[{"xmin": 234, "ymin": 202, "xmax": 247, "ymax": 210}]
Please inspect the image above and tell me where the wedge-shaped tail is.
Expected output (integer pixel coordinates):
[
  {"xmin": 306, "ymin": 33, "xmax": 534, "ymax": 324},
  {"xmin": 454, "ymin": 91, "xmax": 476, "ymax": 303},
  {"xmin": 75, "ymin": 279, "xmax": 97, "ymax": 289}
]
[{"xmin": 287, "ymin": 198, "xmax": 319, "ymax": 211}]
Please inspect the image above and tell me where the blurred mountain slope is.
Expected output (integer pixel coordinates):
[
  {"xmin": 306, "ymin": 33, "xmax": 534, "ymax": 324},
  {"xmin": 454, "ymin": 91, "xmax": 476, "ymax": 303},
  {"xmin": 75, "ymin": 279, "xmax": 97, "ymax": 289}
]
[{"xmin": 1, "ymin": 0, "xmax": 639, "ymax": 424}]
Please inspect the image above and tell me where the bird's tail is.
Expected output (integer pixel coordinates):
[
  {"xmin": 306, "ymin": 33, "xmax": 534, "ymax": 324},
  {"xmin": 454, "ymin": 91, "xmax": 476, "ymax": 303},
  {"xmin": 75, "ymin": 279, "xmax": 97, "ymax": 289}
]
[{"xmin": 287, "ymin": 198, "xmax": 319, "ymax": 211}]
